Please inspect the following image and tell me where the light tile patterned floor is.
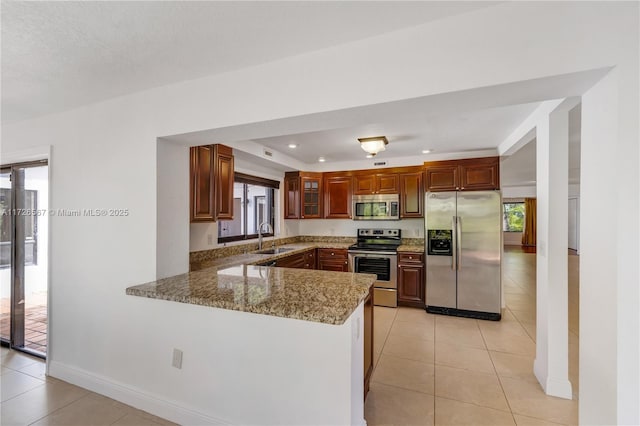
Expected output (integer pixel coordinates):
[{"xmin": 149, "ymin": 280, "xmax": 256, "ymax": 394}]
[
  {"xmin": 365, "ymin": 249, "xmax": 579, "ymax": 425},
  {"xmin": 0, "ymin": 347, "xmax": 176, "ymax": 426},
  {"xmin": 1, "ymin": 250, "xmax": 578, "ymax": 425}
]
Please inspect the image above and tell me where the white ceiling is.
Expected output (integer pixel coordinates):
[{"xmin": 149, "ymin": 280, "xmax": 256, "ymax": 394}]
[
  {"xmin": 253, "ymin": 102, "xmax": 541, "ymax": 164},
  {"xmin": 4, "ymin": 0, "xmax": 586, "ymax": 187},
  {"xmin": 2, "ymin": 1, "xmax": 498, "ymax": 123}
]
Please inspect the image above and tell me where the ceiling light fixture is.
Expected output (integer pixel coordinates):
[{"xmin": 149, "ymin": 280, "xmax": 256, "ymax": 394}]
[
  {"xmin": 288, "ymin": 143, "xmax": 297, "ymax": 149},
  {"xmin": 422, "ymin": 149, "xmax": 432, "ymax": 154},
  {"xmin": 358, "ymin": 136, "xmax": 388, "ymax": 157},
  {"xmin": 318, "ymin": 157, "xmax": 326, "ymax": 163},
  {"xmin": 366, "ymin": 154, "xmax": 373, "ymax": 159}
]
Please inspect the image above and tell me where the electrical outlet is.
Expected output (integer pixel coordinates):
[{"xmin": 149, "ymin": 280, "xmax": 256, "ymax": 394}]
[{"xmin": 172, "ymin": 348, "xmax": 183, "ymax": 369}]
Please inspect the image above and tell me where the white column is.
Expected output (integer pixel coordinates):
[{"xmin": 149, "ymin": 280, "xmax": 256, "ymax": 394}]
[{"xmin": 533, "ymin": 99, "xmax": 574, "ymax": 399}]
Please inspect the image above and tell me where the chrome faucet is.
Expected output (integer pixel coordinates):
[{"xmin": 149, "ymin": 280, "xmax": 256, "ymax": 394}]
[{"xmin": 258, "ymin": 221, "xmax": 274, "ymax": 250}]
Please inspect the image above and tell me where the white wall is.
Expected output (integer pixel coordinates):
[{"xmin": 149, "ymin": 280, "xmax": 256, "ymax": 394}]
[{"xmin": 3, "ymin": 2, "xmax": 638, "ymax": 423}]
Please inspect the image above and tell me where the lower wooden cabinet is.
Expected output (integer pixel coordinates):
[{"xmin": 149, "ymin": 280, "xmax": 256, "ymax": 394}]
[
  {"xmin": 363, "ymin": 286, "xmax": 373, "ymax": 400},
  {"xmin": 317, "ymin": 248, "xmax": 349, "ymax": 272},
  {"xmin": 397, "ymin": 252, "xmax": 425, "ymax": 308},
  {"xmin": 275, "ymin": 249, "xmax": 316, "ymax": 269}
]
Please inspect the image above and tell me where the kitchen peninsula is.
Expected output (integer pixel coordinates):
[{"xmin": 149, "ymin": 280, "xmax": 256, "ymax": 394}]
[{"xmin": 126, "ymin": 247, "xmax": 375, "ymax": 425}]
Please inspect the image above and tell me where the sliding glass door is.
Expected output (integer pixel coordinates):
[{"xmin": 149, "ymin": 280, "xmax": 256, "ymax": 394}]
[
  {"xmin": 0, "ymin": 162, "xmax": 48, "ymax": 357},
  {"xmin": 0, "ymin": 169, "xmax": 12, "ymax": 342}
]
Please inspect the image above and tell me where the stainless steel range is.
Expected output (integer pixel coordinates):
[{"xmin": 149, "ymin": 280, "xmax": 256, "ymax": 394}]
[{"xmin": 348, "ymin": 228, "xmax": 401, "ymax": 308}]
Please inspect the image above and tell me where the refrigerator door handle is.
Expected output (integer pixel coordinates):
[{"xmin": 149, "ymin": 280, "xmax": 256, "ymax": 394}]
[
  {"xmin": 451, "ymin": 216, "xmax": 457, "ymax": 270},
  {"xmin": 456, "ymin": 216, "xmax": 462, "ymax": 270}
]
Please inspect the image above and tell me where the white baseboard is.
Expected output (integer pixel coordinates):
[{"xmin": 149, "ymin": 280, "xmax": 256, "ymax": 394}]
[
  {"xmin": 533, "ymin": 359, "xmax": 573, "ymax": 400},
  {"xmin": 48, "ymin": 361, "xmax": 229, "ymax": 425}
]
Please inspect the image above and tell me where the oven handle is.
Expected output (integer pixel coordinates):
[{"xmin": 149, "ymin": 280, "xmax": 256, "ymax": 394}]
[{"xmin": 347, "ymin": 250, "xmax": 397, "ymax": 257}]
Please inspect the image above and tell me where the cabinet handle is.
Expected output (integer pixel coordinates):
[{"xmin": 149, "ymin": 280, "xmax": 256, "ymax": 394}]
[
  {"xmin": 409, "ymin": 256, "xmax": 413, "ymax": 259},
  {"xmin": 344, "ymin": 261, "xmax": 348, "ymax": 265},
  {"xmin": 461, "ymin": 187, "xmax": 465, "ymax": 190},
  {"xmin": 331, "ymin": 252, "xmax": 335, "ymax": 256}
]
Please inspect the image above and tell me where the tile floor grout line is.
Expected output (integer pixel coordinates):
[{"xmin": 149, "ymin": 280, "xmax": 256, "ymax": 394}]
[
  {"xmin": 26, "ymin": 389, "xmax": 94, "ymax": 426},
  {"xmin": 433, "ymin": 394, "xmax": 515, "ymax": 415},
  {"xmin": 370, "ymin": 378, "xmax": 436, "ymax": 398},
  {"xmin": 372, "ymin": 309, "xmax": 397, "ymax": 371},
  {"xmin": 0, "ymin": 379, "xmax": 46, "ymax": 404},
  {"xmin": 478, "ymin": 318, "xmax": 519, "ymax": 426}
]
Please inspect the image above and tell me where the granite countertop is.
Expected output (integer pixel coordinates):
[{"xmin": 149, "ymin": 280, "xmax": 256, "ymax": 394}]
[{"xmin": 126, "ymin": 264, "xmax": 375, "ymax": 325}]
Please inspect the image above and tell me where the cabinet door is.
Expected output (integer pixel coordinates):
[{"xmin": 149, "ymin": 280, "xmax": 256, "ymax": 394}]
[
  {"xmin": 425, "ymin": 165, "xmax": 459, "ymax": 192},
  {"xmin": 353, "ymin": 175, "xmax": 376, "ymax": 195},
  {"xmin": 276, "ymin": 252, "xmax": 306, "ymax": 269},
  {"xmin": 317, "ymin": 249, "xmax": 349, "ymax": 271},
  {"xmin": 214, "ymin": 145, "xmax": 234, "ymax": 220},
  {"xmin": 459, "ymin": 161, "xmax": 499, "ymax": 190},
  {"xmin": 284, "ymin": 176, "xmax": 300, "ymax": 219},
  {"xmin": 398, "ymin": 264, "xmax": 425, "ymax": 307},
  {"xmin": 400, "ymin": 172, "xmax": 424, "ymax": 218},
  {"xmin": 190, "ymin": 145, "xmax": 215, "ymax": 222},
  {"xmin": 301, "ymin": 177, "xmax": 322, "ymax": 218},
  {"xmin": 304, "ymin": 249, "xmax": 316, "ymax": 269},
  {"xmin": 376, "ymin": 174, "xmax": 399, "ymax": 194},
  {"xmin": 324, "ymin": 176, "xmax": 352, "ymax": 219}
]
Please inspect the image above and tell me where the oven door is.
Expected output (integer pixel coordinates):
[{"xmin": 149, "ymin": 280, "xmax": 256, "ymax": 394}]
[{"xmin": 349, "ymin": 252, "xmax": 397, "ymax": 289}]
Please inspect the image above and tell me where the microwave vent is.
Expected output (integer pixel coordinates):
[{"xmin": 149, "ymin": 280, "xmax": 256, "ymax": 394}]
[{"xmin": 373, "ymin": 161, "xmax": 387, "ymax": 166}]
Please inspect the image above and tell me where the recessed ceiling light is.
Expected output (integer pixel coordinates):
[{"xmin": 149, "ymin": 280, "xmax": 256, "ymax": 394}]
[
  {"xmin": 288, "ymin": 143, "xmax": 297, "ymax": 149},
  {"xmin": 366, "ymin": 154, "xmax": 373, "ymax": 159},
  {"xmin": 318, "ymin": 157, "xmax": 326, "ymax": 162},
  {"xmin": 422, "ymin": 149, "xmax": 433, "ymax": 154}
]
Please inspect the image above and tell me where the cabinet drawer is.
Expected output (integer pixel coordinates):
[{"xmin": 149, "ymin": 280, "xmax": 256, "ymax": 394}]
[
  {"xmin": 398, "ymin": 252, "xmax": 423, "ymax": 264},
  {"xmin": 317, "ymin": 248, "xmax": 348, "ymax": 259}
]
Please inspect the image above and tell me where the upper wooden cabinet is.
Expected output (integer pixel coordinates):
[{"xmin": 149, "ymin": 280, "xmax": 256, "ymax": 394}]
[
  {"xmin": 214, "ymin": 145, "xmax": 234, "ymax": 220},
  {"xmin": 354, "ymin": 173, "xmax": 399, "ymax": 195},
  {"xmin": 424, "ymin": 157, "xmax": 499, "ymax": 192},
  {"xmin": 399, "ymin": 172, "xmax": 424, "ymax": 218},
  {"xmin": 283, "ymin": 174, "xmax": 300, "ymax": 219},
  {"xmin": 324, "ymin": 174, "xmax": 352, "ymax": 219},
  {"xmin": 284, "ymin": 171, "xmax": 323, "ymax": 219},
  {"xmin": 190, "ymin": 144, "xmax": 234, "ymax": 222}
]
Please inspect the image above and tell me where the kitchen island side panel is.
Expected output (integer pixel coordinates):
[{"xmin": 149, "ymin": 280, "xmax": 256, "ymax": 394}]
[{"xmin": 50, "ymin": 295, "xmax": 365, "ymax": 426}]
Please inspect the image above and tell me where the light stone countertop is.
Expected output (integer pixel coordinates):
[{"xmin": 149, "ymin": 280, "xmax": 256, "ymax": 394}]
[{"xmin": 126, "ymin": 243, "xmax": 375, "ymax": 325}]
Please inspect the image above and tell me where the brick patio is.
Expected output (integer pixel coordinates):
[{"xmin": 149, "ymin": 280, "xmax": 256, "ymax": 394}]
[{"xmin": 0, "ymin": 297, "xmax": 47, "ymax": 355}]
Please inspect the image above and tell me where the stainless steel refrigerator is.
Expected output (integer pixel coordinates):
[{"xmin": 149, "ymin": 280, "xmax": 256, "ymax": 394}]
[{"xmin": 424, "ymin": 191, "xmax": 502, "ymax": 320}]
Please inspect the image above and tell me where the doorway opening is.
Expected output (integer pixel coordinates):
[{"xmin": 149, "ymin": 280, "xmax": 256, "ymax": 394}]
[{"xmin": 0, "ymin": 161, "xmax": 49, "ymax": 358}]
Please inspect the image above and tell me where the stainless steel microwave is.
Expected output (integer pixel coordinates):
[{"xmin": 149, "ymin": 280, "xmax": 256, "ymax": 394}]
[{"xmin": 353, "ymin": 194, "xmax": 400, "ymax": 220}]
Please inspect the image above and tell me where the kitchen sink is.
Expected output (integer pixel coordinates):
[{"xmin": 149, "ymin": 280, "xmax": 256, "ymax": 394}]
[{"xmin": 255, "ymin": 247, "xmax": 295, "ymax": 255}]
